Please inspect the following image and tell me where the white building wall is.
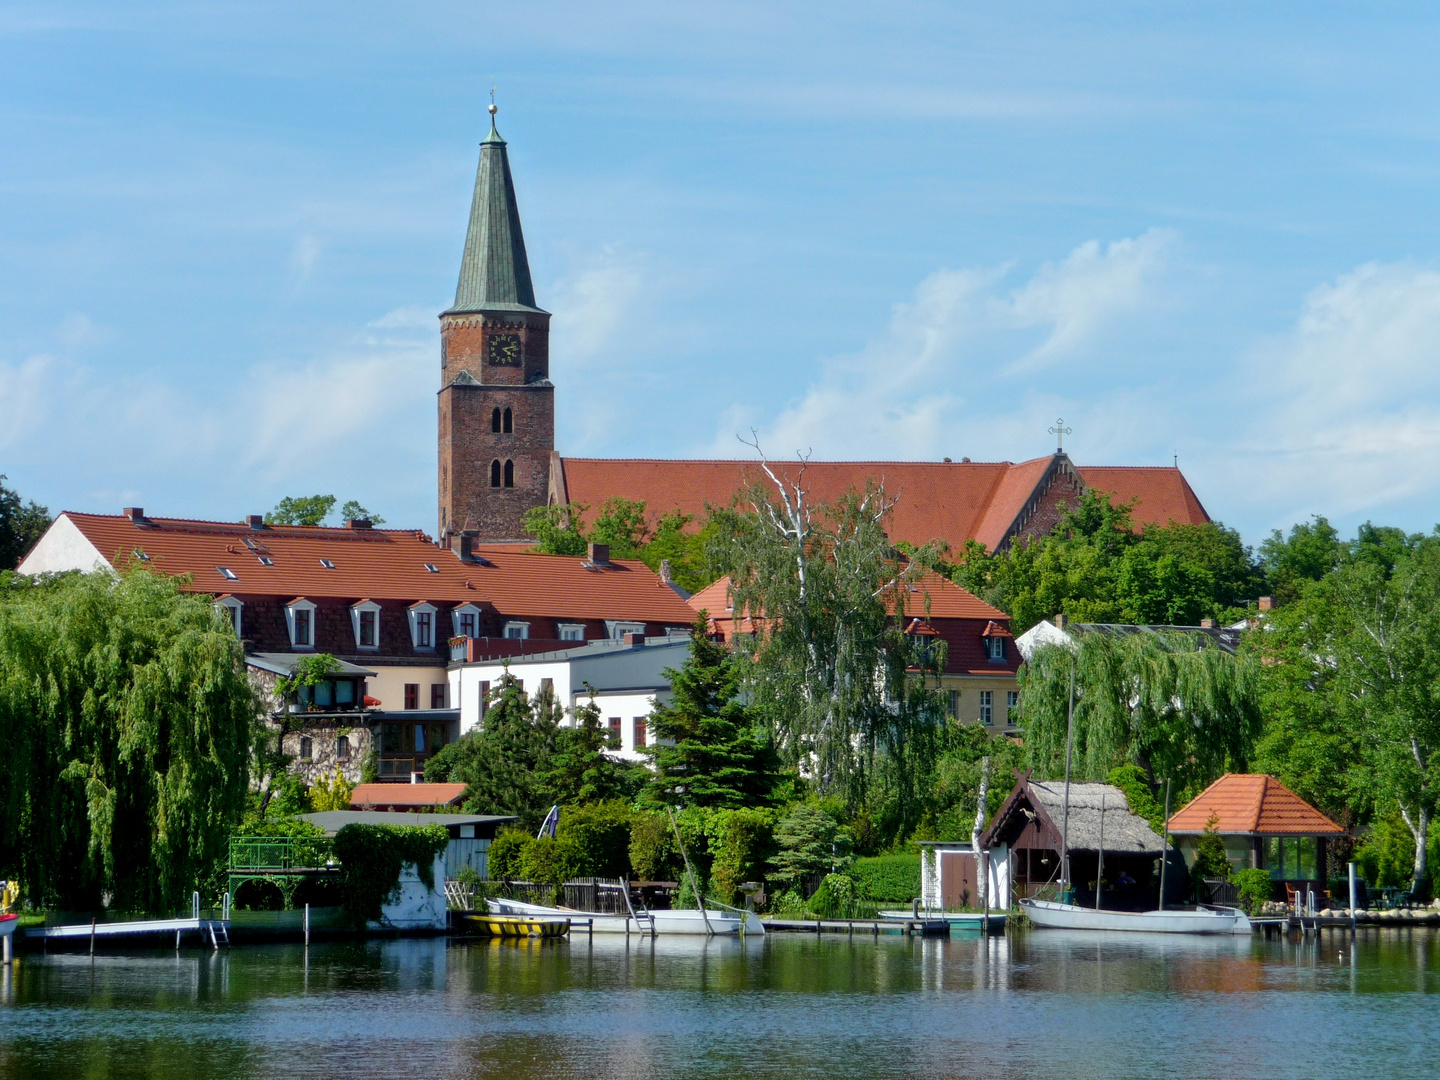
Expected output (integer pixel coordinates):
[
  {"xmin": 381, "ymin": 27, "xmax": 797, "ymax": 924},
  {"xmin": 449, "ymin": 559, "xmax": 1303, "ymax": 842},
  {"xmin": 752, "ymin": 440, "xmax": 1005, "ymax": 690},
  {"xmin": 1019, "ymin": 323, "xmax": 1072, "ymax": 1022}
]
[{"xmin": 17, "ymin": 514, "xmax": 111, "ymax": 576}]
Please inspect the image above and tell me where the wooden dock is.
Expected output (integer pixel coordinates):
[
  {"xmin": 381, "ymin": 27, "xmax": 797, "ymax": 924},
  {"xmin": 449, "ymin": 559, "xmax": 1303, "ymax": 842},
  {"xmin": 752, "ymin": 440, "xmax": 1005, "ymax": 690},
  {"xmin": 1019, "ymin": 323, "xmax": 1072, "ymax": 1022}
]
[
  {"xmin": 25, "ymin": 893, "xmax": 231, "ymax": 949},
  {"xmin": 763, "ymin": 917, "xmax": 951, "ymax": 937}
]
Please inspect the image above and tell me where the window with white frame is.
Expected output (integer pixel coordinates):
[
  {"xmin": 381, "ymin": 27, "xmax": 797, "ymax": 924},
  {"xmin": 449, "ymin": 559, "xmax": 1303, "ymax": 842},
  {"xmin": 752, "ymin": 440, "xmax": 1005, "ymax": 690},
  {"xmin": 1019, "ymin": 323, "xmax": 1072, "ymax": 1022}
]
[
  {"xmin": 351, "ymin": 600, "xmax": 382, "ymax": 651},
  {"xmin": 286, "ymin": 598, "xmax": 317, "ymax": 650},
  {"xmin": 215, "ymin": 597, "xmax": 243, "ymax": 637},
  {"xmin": 452, "ymin": 604, "xmax": 482, "ymax": 639},
  {"xmin": 985, "ymin": 635, "xmax": 1006, "ymax": 662},
  {"xmin": 948, "ymin": 689, "xmax": 959, "ymax": 718},
  {"xmin": 558, "ymin": 623, "xmax": 585, "ymax": 642},
  {"xmin": 1007, "ymin": 690, "xmax": 1019, "ymax": 721},
  {"xmin": 979, "ymin": 690, "xmax": 993, "ymax": 725},
  {"xmin": 409, "ymin": 603, "xmax": 438, "ymax": 650},
  {"xmin": 605, "ymin": 620, "xmax": 645, "ymax": 640},
  {"xmin": 503, "ymin": 621, "xmax": 529, "ymax": 640}
]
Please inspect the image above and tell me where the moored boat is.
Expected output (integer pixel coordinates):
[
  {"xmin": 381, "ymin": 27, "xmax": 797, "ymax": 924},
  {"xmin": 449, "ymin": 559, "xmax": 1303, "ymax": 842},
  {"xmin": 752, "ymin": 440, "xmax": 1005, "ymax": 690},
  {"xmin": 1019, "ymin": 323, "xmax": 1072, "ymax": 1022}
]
[
  {"xmin": 464, "ymin": 912, "xmax": 570, "ymax": 938},
  {"xmin": 487, "ymin": 897, "xmax": 764, "ymax": 935},
  {"xmin": 877, "ymin": 910, "xmax": 1008, "ymax": 932},
  {"xmin": 0, "ymin": 913, "xmax": 17, "ymax": 938},
  {"xmin": 1020, "ymin": 897, "xmax": 1239, "ymax": 934}
]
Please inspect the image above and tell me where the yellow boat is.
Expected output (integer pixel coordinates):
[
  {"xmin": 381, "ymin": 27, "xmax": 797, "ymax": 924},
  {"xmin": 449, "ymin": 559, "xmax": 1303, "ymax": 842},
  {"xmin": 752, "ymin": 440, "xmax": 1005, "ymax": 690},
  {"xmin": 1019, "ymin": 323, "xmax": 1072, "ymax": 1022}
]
[{"xmin": 464, "ymin": 913, "xmax": 570, "ymax": 938}]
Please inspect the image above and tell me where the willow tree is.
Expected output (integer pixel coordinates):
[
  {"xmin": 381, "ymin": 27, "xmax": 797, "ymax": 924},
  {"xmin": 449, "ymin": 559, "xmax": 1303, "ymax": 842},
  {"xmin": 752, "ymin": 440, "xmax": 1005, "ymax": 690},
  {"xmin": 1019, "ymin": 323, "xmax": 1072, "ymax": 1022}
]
[
  {"xmin": 710, "ymin": 447, "xmax": 947, "ymax": 816},
  {"xmin": 0, "ymin": 569, "xmax": 257, "ymax": 911},
  {"xmin": 1018, "ymin": 629, "xmax": 1261, "ymax": 793}
]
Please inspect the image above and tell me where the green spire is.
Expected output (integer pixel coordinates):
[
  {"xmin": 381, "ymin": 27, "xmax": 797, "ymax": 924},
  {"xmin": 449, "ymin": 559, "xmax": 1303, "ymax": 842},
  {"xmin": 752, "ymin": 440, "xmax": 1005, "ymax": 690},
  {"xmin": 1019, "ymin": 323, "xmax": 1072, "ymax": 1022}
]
[{"xmin": 447, "ymin": 105, "xmax": 542, "ymax": 315}]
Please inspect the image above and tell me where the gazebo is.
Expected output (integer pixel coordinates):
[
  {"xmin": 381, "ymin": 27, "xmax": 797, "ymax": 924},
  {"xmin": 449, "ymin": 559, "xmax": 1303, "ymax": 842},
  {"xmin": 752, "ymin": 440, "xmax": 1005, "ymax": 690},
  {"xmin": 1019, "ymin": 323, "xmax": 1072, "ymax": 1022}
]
[{"xmin": 1167, "ymin": 774, "xmax": 1345, "ymax": 902}]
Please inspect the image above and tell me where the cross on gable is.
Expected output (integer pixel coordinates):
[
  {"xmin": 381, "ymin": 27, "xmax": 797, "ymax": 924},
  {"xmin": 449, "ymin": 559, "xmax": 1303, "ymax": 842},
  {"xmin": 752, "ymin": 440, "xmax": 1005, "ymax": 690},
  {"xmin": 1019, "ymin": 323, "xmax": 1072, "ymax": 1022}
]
[{"xmin": 1048, "ymin": 418, "xmax": 1073, "ymax": 453}]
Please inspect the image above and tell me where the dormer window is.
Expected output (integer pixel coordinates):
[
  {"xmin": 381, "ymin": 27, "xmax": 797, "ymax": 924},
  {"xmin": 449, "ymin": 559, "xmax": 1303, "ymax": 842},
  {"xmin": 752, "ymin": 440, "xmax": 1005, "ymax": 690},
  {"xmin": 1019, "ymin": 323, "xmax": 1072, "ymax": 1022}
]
[
  {"xmin": 981, "ymin": 620, "xmax": 1012, "ymax": 663},
  {"xmin": 319, "ymin": 559, "xmax": 336, "ymax": 570},
  {"xmin": 503, "ymin": 621, "xmax": 529, "ymax": 640},
  {"xmin": 286, "ymin": 598, "xmax": 317, "ymax": 650},
  {"xmin": 605, "ymin": 620, "xmax": 645, "ymax": 640},
  {"xmin": 217, "ymin": 566, "xmax": 238, "ymax": 582},
  {"xmin": 351, "ymin": 600, "xmax": 381, "ymax": 651},
  {"xmin": 215, "ymin": 597, "xmax": 243, "ymax": 637},
  {"xmin": 452, "ymin": 603, "xmax": 482, "ymax": 639},
  {"xmin": 409, "ymin": 602, "xmax": 438, "ymax": 651},
  {"xmin": 558, "ymin": 623, "xmax": 585, "ymax": 642}
]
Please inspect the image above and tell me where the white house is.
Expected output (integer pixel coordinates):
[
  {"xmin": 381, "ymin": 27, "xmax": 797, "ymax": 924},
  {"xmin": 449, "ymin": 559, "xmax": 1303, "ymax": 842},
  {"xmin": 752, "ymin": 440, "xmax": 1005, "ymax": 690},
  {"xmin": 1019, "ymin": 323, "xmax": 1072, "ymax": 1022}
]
[{"xmin": 450, "ymin": 632, "xmax": 691, "ymax": 760}]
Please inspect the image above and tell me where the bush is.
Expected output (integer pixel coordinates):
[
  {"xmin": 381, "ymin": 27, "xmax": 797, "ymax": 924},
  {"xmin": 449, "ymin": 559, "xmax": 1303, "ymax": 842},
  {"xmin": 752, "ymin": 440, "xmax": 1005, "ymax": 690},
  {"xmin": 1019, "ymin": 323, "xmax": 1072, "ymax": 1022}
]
[
  {"xmin": 1106, "ymin": 764, "xmax": 1166, "ymax": 834},
  {"xmin": 848, "ymin": 854, "xmax": 921, "ymax": 902},
  {"xmin": 810, "ymin": 873, "xmax": 865, "ymax": 918},
  {"xmin": 1191, "ymin": 815, "xmax": 1231, "ymax": 882},
  {"xmin": 487, "ymin": 828, "xmax": 532, "ymax": 879},
  {"xmin": 629, "ymin": 813, "xmax": 681, "ymax": 881},
  {"xmin": 518, "ymin": 835, "xmax": 585, "ymax": 887},
  {"xmin": 708, "ymin": 808, "xmax": 776, "ymax": 905},
  {"xmin": 1233, "ymin": 868, "xmax": 1273, "ymax": 915},
  {"xmin": 557, "ymin": 801, "xmax": 634, "ymax": 878}
]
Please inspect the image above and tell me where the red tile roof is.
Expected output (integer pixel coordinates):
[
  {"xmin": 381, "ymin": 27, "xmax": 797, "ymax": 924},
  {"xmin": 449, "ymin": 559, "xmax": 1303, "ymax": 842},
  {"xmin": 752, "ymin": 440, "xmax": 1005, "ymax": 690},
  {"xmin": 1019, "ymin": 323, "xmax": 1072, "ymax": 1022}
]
[
  {"xmin": 351, "ymin": 782, "xmax": 467, "ymax": 808},
  {"xmin": 558, "ymin": 455, "xmax": 1208, "ymax": 553},
  {"xmin": 1167, "ymin": 774, "xmax": 1344, "ymax": 836},
  {"xmin": 57, "ymin": 513, "xmax": 698, "ymax": 623}
]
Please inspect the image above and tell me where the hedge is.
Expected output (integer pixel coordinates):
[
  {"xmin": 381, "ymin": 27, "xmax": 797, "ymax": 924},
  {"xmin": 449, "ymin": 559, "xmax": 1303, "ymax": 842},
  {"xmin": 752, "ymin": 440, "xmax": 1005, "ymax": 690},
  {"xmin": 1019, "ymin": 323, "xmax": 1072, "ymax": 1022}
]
[{"xmin": 848, "ymin": 854, "xmax": 921, "ymax": 902}]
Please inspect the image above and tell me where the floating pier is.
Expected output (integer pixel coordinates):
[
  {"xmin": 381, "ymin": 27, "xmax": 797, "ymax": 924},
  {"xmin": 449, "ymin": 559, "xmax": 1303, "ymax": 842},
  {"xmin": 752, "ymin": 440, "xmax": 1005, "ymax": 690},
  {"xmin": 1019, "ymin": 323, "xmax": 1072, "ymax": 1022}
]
[
  {"xmin": 26, "ymin": 893, "xmax": 231, "ymax": 949},
  {"xmin": 763, "ymin": 917, "xmax": 951, "ymax": 937}
]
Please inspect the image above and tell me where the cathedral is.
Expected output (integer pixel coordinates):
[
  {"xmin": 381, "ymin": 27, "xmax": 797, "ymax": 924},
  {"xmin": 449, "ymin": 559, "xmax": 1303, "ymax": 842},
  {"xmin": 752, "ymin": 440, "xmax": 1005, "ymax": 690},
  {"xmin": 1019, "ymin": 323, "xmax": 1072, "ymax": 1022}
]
[{"xmin": 437, "ymin": 110, "xmax": 1210, "ymax": 553}]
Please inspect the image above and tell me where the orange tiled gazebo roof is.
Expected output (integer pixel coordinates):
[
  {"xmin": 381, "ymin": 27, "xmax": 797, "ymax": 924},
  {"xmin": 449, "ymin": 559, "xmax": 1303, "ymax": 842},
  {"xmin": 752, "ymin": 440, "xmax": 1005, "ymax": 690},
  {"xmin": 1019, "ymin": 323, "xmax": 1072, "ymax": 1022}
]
[{"xmin": 1167, "ymin": 774, "xmax": 1344, "ymax": 837}]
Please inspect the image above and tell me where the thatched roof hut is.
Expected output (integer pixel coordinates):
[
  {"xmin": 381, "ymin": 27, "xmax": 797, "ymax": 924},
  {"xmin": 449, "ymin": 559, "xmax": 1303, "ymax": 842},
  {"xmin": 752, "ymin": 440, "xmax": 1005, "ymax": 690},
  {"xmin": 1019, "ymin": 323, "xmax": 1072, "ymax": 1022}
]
[{"xmin": 1023, "ymin": 781, "xmax": 1166, "ymax": 854}]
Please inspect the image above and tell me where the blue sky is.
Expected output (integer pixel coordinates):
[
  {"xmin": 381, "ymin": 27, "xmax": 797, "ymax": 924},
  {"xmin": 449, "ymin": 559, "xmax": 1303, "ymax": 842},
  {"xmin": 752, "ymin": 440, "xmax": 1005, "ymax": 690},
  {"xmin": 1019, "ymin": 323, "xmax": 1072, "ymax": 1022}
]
[{"xmin": 5, "ymin": 3, "xmax": 1440, "ymax": 547}]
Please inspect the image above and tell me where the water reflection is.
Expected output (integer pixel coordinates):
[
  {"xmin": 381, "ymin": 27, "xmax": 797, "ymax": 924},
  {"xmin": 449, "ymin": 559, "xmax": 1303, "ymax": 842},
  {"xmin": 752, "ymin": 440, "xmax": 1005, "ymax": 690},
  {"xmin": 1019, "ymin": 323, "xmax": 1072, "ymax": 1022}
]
[{"xmin": 0, "ymin": 929, "xmax": 1436, "ymax": 1079}]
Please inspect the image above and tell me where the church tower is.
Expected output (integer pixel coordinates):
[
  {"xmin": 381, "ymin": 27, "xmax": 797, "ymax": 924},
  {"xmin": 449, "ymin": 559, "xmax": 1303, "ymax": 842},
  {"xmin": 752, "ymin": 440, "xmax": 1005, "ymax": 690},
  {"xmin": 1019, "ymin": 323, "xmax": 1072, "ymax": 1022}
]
[{"xmin": 438, "ymin": 104, "xmax": 553, "ymax": 547}]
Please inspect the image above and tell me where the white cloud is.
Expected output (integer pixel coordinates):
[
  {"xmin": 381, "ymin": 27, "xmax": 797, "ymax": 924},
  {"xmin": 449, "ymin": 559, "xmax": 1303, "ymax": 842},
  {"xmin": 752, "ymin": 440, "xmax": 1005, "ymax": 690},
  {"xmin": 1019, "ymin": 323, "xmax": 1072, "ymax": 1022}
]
[
  {"xmin": 713, "ymin": 230, "xmax": 1174, "ymax": 460},
  {"xmin": 0, "ymin": 353, "xmax": 58, "ymax": 449},
  {"xmin": 549, "ymin": 250, "xmax": 646, "ymax": 366}
]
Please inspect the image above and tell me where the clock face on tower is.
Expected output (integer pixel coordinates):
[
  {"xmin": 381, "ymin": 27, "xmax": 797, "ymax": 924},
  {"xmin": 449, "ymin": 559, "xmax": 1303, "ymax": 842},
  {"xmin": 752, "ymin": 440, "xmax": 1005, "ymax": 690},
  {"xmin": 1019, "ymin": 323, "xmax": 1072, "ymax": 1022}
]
[{"xmin": 487, "ymin": 332, "xmax": 522, "ymax": 366}]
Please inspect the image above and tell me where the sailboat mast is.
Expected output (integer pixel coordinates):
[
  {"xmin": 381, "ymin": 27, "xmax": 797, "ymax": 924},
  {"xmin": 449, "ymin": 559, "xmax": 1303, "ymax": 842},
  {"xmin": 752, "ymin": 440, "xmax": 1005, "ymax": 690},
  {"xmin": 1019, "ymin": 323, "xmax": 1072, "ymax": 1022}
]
[
  {"xmin": 1158, "ymin": 779, "xmax": 1171, "ymax": 911},
  {"xmin": 1060, "ymin": 655, "xmax": 1075, "ymax": 895}
]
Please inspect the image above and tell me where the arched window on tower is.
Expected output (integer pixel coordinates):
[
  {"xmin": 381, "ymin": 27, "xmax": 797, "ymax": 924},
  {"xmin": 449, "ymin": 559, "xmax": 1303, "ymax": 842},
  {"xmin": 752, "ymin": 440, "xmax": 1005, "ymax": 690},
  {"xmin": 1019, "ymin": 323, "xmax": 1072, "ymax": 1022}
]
[
  {"xmin": 503, "ymin": 460, "xmax": 515, "ymax": 488},
  {"xmin": 491, "ymin": 407, "xmax": 501, "ymax": 432},
  {"xmin": 502, "ymin": 407, "xmax": 513, "ymax": 433},
  {"xmin": 490, "ymin": 460, "xmax": 502, "ymax": 488}
]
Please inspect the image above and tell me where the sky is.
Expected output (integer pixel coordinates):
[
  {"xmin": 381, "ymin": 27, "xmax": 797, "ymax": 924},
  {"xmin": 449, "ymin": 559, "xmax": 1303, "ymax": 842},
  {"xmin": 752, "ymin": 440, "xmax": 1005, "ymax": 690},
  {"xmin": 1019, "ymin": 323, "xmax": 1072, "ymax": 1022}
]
[{"xmin": 5, "ymin": 3, "xmax": 1440, "ymax": 548}]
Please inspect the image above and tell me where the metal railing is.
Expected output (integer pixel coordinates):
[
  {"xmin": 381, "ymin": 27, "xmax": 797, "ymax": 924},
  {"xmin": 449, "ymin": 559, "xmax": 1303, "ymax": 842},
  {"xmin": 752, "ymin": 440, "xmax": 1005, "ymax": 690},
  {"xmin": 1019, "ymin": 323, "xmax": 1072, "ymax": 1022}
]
[{"xmin": 228, "ymin": 836, "xmax": 336, "ymax": 872}]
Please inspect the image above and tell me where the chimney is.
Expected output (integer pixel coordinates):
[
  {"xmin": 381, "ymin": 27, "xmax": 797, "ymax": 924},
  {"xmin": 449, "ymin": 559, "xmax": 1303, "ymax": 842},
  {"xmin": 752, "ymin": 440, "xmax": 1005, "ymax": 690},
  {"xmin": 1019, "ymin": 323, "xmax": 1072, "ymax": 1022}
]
[
  {"xmin": 246, "ymin": 514, "xmax": 265, "ymax": 530},
  {"xmin": 623, "ymin": 632, "xmax": 646, "ymax": 647},
  {"xmin": 1200, "ymin": 618, "xmax": 1216, "ymax": 629},
  {"xmin": 454, "ymin": 531, "xmax": 477, "ymax": 562},
  {"xmin": 123, "ymin": 507, "xmax": 145, "ymax": 524},
  {"xmin": 1053, "ymin": 613, "xmax": 1068, "ymax": 631},
  {"xmin": 588, "ymin": 542, "xmax": 610, "ymax": 566},
  {"xmin": 346, "ymin": 518, "xmax": 373, "ymax": 530},
  {"xmin": 1257, "ymin": 596, "xmax": 1276, "ymax": 612},
  {"xmin": 659, "ymin": 559, "xmax": 674, "ymax": 584}
]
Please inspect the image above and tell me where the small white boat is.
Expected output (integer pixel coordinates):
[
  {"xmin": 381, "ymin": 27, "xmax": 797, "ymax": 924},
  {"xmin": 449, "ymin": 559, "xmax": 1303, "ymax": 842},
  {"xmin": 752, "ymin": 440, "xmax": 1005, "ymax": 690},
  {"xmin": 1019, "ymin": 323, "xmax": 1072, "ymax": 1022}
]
[
  {"xmin": 1020, "ymin": 897, "xmax": 1240, "ymax": 934},
  {"xmin": 487, "ymin": 897, "xmax": 765, "ymax": 936},
  {"xmin": 0, "ymin": 914, "xmax": 16, "ymax": 938}
]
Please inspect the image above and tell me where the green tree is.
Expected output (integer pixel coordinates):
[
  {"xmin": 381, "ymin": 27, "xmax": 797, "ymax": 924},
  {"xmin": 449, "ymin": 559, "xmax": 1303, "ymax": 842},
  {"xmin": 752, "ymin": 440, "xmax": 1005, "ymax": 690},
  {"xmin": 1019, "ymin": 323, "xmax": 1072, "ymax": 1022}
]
[
  {"xmin": 1259, "ymin": 516, "xmax": 1342, "ymax": 606},
  {"xmin": 637, "ymin": 510, "xmax": 716, "ymax": 595},
  {"xmin": 769, "ymin": 804, "xmax": 849, "ymax": 893},
  {"xmin": 423, "ymin": 668, "xmax": 559, "ymax": 828},
  {"xmin": 0, "ymin": 569, "xmax": 257, "ymax": 910},
  {"xmin": 712, "ymin": 464, "xmax": 947, "ymax": 808},
  {"xmin": 0, "ymin": 475, "xmax": 50, "ymax": 571},
  {"xmin": 951, "ymin": 490, "xmax": 1264, "ymax": 632},
  {"xmin": 338, "ymin": 500, "xmax": 385, "ymax": 525},
  {"xmin": 522, "ymin": 503, "xmax": 590, "ymax": 556},
  {"xmin": 1018, "ymin": 630, "xmax": 1261, "ymax": 794},
  {"xmin": 641, "ymin": 616, "xmax": 783, "ymax": 809},
  {"xmin": 266, "ymin": 495, "xmax": 336, "ymax": 527},
  {"xmin": 543, "ymin": 696, "xmax": 647, "ymax": 804},
  {"xmin": 589, "ymin": 497, "xmax": 651, "ymax": 558}
]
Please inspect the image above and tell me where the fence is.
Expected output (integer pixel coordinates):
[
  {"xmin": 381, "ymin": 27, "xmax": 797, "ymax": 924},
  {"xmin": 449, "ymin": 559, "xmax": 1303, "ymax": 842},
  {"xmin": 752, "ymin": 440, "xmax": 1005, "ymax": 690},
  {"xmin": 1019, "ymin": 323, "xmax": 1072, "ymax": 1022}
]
[
  {"xmin": 228, "ymin": 836, "xmax": 336, "ymax": 872},
  {"xmin": 483, "ymin": 877, "xmax": 635, "ymax": 914}
]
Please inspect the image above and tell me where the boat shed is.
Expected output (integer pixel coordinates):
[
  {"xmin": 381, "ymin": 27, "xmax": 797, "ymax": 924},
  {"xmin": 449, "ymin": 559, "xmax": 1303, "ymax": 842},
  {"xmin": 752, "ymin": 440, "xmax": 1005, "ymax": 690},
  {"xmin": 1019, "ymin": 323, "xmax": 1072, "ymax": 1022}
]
[
  {"xmin": 981, "ymin": 774, "xmax": 1168, "ymax": 911},
  {"xmin": 298, "ymin": 810, "xmax": 516, "ymax": 880}
]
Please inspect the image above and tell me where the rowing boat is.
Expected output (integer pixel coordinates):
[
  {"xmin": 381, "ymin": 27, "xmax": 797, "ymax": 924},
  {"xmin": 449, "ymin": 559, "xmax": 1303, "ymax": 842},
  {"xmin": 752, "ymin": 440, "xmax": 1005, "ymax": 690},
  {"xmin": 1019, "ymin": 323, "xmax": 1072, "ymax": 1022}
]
[{"xmin": 464, "ymin": 913, "xmax": 570, "ymax": 938}]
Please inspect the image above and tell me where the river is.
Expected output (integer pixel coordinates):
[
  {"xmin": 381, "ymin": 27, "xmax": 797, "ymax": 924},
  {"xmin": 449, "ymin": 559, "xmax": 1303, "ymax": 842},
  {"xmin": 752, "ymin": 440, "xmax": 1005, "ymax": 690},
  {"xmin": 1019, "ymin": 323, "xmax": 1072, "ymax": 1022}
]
[{"xmin": 1, "ymin": 928, "xmax": 1437, "ymax": 1079}]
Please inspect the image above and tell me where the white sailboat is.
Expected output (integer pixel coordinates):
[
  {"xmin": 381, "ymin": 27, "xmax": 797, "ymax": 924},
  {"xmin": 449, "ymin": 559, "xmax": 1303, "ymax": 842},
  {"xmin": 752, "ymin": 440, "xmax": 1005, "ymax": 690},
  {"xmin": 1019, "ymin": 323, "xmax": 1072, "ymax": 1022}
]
[{"xmin": 487, "ymin": 896, "xmax": 764, "ymax": 935}]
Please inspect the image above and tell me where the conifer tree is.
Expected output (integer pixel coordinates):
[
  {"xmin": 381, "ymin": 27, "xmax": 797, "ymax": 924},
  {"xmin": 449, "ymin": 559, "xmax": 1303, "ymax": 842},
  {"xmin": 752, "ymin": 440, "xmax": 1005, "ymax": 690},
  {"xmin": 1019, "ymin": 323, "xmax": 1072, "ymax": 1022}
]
[{"xmin": 641, "ymin": 616, "xmax": 781, "ymax": 809}]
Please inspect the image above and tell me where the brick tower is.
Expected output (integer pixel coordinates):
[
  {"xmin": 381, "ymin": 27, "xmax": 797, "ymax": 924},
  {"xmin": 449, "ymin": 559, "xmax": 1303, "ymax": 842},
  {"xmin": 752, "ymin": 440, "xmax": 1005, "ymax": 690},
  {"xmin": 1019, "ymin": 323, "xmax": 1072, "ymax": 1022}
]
[{"xmin": 438, "ymin": 104, "xmax": 553, "ymax": 546}]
